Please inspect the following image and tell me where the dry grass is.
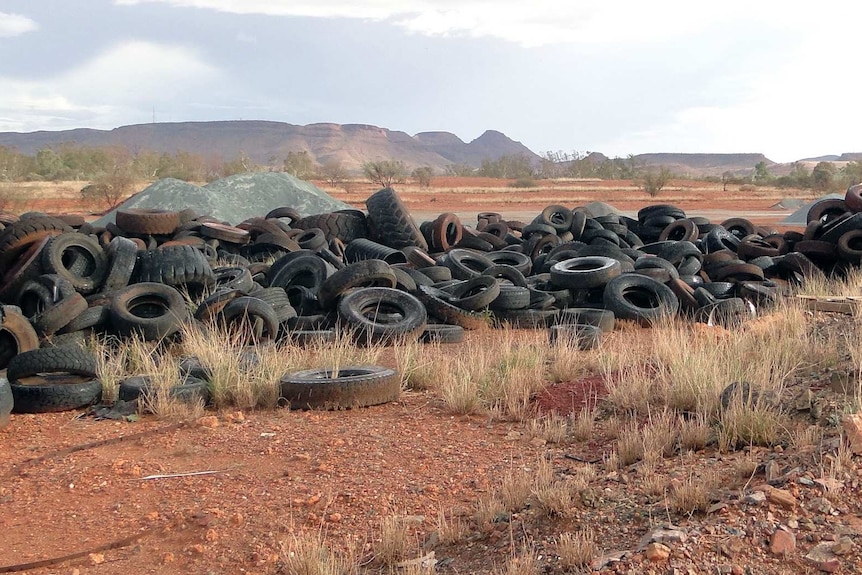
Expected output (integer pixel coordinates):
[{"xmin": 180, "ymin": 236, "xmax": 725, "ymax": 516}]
[
  {"xmin": 527, "ymin": 414, "xmax": 569, "ymax": 444},
  {"xmin": 716, "ymin": 400, "xmax": 787, "ymax": 452},
  {"xmin": 373, "ymin": 515, "xmax": 415, "ymax": 566},
  {"xmin": 278, "ymin": 531, "xmax": 358, "ymax": 575},
  {"xmin": 475, "ymin": 491, "xmax": 506, "ymax": 527},
  {"xmin": 434, "ymin": 507, "xmax": 469, "ymax": 545},
  {"xmin": 557, "ymin": 529, "xmax": 597, "ymax": 570},
  {"xmin": 570, "ymin": 407, "xmax": 595, "ymax": 442},
  {"xmin": 642, "ymin": 410, "xmax": 679, "ymax": 459},
  {"xmin": 534, "ymin": 477, "xmax": 577, "ymax": 517},
  {"xmin": 495, "ymin": 548, "xmax": 540, "ymax": 575},
  {"xmin": 615, "ymin": 419, "xmax": 645, "ymax": 466},
  {"xmin": 678, "ymin": 414, "xmax": 712, "ymax": 452},
  {"xmin": 499, "ymin": 467, "xmax": 535, "ymax": 513},
  {"xmin": 668, "ymin": 471, "xmax": 715, "ymax": 515},
  {"xmin": 91, "ymin": 335, "xmax": 130, "ymax": 403}
]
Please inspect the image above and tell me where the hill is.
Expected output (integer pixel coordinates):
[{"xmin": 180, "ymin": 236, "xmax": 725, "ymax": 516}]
[
  {"xmin": 0, "ymin": 121, "xmax": 540, "ymax": 173},
  {"xmin": 633, "ymin": 153, "xmax": 775, "ymax": 177}
]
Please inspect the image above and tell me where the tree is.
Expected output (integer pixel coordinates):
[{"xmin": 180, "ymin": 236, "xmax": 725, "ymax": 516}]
[
  {"xmin": 842, "ymin": 161, "xmax": 862, "ymax": 187},
  {"xmin": 283, "ymin": 151, "xmax": 315, "ymax": 179},
  {"xmin": 812, "ymin": 161, "xmax": 837, "ymax": 191},
  {"xmin": 412, "ymin": 166, "xmax": 434, "ymax": 188},
  {"xmin": 639, "ymin": 166, "xmax": 673, "ymax": 197},
  {"xmin": 318, "ymin": 160, "xmax": 348, "ymax": 186},
  {"xmin": 721, "ymin": 171, "xmax": 733, "ymax": 192},
  {"xmin": 753, "ymin": 161, "xmax": 772, "ymax": 184},
  {"xmin": 362, "ymin": 160, "xmax": 407, "ymax": 187},
  {"xmin": 444, "ymin": 163, "xmax": 474, "ymax": 177}
]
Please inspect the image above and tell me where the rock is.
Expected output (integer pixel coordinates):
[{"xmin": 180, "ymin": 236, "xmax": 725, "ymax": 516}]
[
  {"xmin": 842, "ymin": 413, "xmax": 862, "ymax": 454},
  {"xmin": 197, "ymin": 415, "xmax": 219, "ymax": 429},
  {"xmin": 88, "ymin": 553, "xmax": 105, "ymax": 565},
  {"xmin": 830, "ymin": 371, "xmax": 856, "ymax": 395},
  {"xmin": 814, "ymin": 477, "xmax": 843, "ymax": 493},
  {"xmin": 644, "ymin": 542, "xmax": 671, "ymax": 562},
  {"xmin": 638, "ymin": 525, "xmax": 687, "ymax": 549},
  {"xmin": 831, "ymin": 536, "xmax": 854, "ymax": 555},
  {"xmin": 764, "ymin": 460, "xmax": 781, "ymax": 483},
  {"xmin": 795, "ymin": 388, "xmax": 814, "ymax": 411},
  {"xmin": 719, "ymin": 537, "xmax": 744, "ymax": 558},
  {"xmin": 798, "ymin": 476, "xmax": 815, "ymax": 486},
  {"xmin": 745, "ymin": 491, "xmax": 767, "ymax": 505},
  {"xmin": 808, "ymin": 497, "xmax": 834, "ymax": 514},
  {"xmin": 769, "ymin": 528, "xmax": 796, "ymax": 556},
  {"xmin": 767, "ymin": 487, "xmax": 797, "ymax": 509},
  {"xmin": 805, "ymin": 542, "xmax": 840, "ymax": 572}
]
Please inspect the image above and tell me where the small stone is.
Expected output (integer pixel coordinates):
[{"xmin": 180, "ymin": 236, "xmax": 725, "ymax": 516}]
[
  {"xmin": 88, "ymin": 553, "xmax": 105, "ymax": 565},
  {"xmin": 719, "ymin": 537, "xmax": 745, "ymax": 558},
  {"xmin": 328, "ymin": 513, "xmax": 342, "ymax": 522},
  {"xmin": 765, "ymin": 460, "xmax": 781, "ymax": 482},
  {"xmin": 767, "ymin": 487, "xmax": 797, "ymax": 509},
  {"xmin": 769, "ymin": 529, "xmax": 796, "ymax": 556},
  {"xmin": 843, "ymin": 413, "xmax": 862, "ymax": 454},
  {"xmin": 831, "ymin": 536, "xmax": 854, "ymax": 555},
  {"xmin": 189, "ymin": 544, "xmax": 205, "ymax": 555},
  {"xmin": 787, "ymin": 518, "xmax": 799, "ymax": 529},
  {"xmin": 795, "ymin": 388, "xmax": 814, "ymax": 411},
  {"xmin": 72, "ymin": 569, "xmax": 81, "ymax": 575},
  {"xmin": 231, "ymin": 512, "xmax": 244, "ymax": 526},
  {"xmin": 529, "ymin": 437, "xmax": 546, "ymax": 447},
  {"xmin": 798, "ymin": 476, "xmax": 815, "ymax": 486},
  {"xmin": 808, "ymin": 497, "xmax": 834, "ymax": 514},
  {"xmin": 205, "ymin": 528, "xmax": 218, "ymax": 542},
  {"xmin": 745, "ymin": 491, "xmax": 767, "ymax": 505},
  {"xmin": 731, "ymin": 566, "xmax": 743, "ymax": 575},
  {"xmin": 225, "ymin": 411, "xmax": 245, "ymax": 423},
  {"xmin": 162, "ymin": 552, "xmax": 175, "ymax": 564},
  {"xmin": 197, "ymin": 415, "xmax": 219, "ymax": 429},
  {"xmin": 805, "ymin": 542, "xmax": 840, "ymax": 572},
  {"xmin": 644, "ymin": 542, "xmax": 671, "ymax": 562}
]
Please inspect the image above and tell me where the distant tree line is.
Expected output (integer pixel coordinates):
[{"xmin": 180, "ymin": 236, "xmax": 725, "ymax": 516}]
[{"xmin": 714, "ymin": 160, "xmax": 862, "ymax": 193}]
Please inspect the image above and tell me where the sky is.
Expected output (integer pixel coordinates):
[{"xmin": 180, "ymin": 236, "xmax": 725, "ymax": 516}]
[{"xmin": 0, "ymin": 0, "xmax": 860, "ymax": 163}]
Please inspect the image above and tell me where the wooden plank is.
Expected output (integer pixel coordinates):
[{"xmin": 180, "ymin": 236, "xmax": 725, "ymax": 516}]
[{"xmin": 796, "ymin": 295, "xmax": 861, "ymax": 314}]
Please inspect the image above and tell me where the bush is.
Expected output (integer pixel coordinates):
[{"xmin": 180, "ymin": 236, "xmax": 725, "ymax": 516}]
[
  {"xmin": 639, "ymin": 167, "xmax": 672, "ymax": 197},
  {"xmin": 510, "ymin": 177, "xmax": 536, "ymax": 188}
]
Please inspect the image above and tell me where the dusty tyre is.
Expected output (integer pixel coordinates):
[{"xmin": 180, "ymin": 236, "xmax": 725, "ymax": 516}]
[
  {"xmin": 10, "ymin": 378, "xmax": 102, "ymax": 413},
  {"xmin": 6, "ymin": 345, "xmax": 98, "ymax": 382},
  {"xmin": 115, "ymin": 208, "xmax": 180, "ymax": 235},
  {"xmin": 0, "ymin": 377, "xmax": 12, "ymax": 428},
  {"xmin": 135, "ymin": 244, "xmax": 215, "ymax": 295},
  {"xmin": 416, "ymin": 285, "xmax": 489, "ymax": 330},
  {"xmin": 102, "ymin": 237, "xmax": 138, "ymax": 293},
  {"xmin": 0, "ymin": 306, "xmax": 40, "ymax": 369},
  {"xmin": 279, "ymin": 365, "xmax": 400, "ymax": 410},
  {"xmin": 219, "ymin": 296, "xmax": 280, "ymax": 342},
  {"xmin": 0, "ymin": 216, "xmax": 72, "ymax": 275},
  {"xmin": 293, "ymin": 211, "xmax": 369, "ymax": 244},
  {"xmin": 110, "ymin": 282, "xmax": 189, "ymax": 341},
  {"xmin": 337, "ymin": 287, "xmax": 427, "ymax": 344},
  {"xmin": 41, "ymin": 233, "xmax": 108, "ymax": 294},
  {"xmin": 118, "ymin": 375, "xmax": 210, "ymax": 406},
  {"xmin": 603, "ymin": 274, "xmax": 679, "ymax": 326},
  {"xmin": 548, "ymin": 324, "xmax": 602, "ymax": 350},
  {"xmin": 317, "ymin": 259, "xmax": 397, "ymax": 310},
  {"xmin": 30, "ymin": 292, "xmax": 89, "ymax": 337},
  {"xmin": 555, "ymin": 308, "xmax": 615, "ymax": 332},
  {"xmin": 365, "ymin": 187, "xmax": 428, "ymax": 250},
  {"xmin": 550, "ymin": 256, "xmax": 621, "ymax": 289},
  {"xmin": 420, "ymin": 323, "xmax": 465, "ymax": 344}
]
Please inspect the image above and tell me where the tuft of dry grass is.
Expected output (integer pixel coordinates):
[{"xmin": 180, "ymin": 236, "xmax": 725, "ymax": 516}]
[
  {"xmin": 475, "ymin": 491, "xmax": 506, "ymax": 527},
  {"xmin": 373, "ymin": 515, "xmax": 415, "ymax": 566},
  {"xmin": 678, "ymin": 414, "xmax": 712, "ymax": 452},
  {"xmin": 642, "ymin": 409, "xmax": 679, "ymax": 459},
  {"xmin": 496, "ymin": 548, "xmax": 540, "ymax": 575},
  {"xmin": 278, "ymin": 531, "xmax": 358, "ymax": 575},
  {"xmin": 434, "ymin": 507, "xmax": 469, "ymax": 545},
  {"xmin": 527, "ymin": 414, "xmax": 569, "ymax": 444},
  {"xmin": 499, "ymin": 466, "xmax": 535, "ymax": 513},
  {"xmin": 570, "ymin": 407, "xmax": 596, "ymax": 442},
  {"xmin": 91, "ymin": 335, "xmax": 129, "ymax": 403},
  {"xmin": 534, "ymin": 477, "xmax": 577, "ymax": 517},
  {"xmin": 557, "ymin": 529, "xmax": 597, "ymax": 570},
  {"xmin": 615, "ymin": 419, "xmax": 644, "ymax": 466},
  {"xmin": 668, "ymin": 472, "xmax": 715, "ymax": 515},
  {"xmin": 716, "ymin": 400, "xmax": 787, "ymax": 452},
  {"xmin": 395, "ymin": 341, "xmax": 442, "ymax": 392}
]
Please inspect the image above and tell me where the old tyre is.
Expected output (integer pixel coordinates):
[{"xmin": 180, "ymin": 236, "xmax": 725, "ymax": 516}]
[
  {"xmin": 365, "ymin": 187, "xmax": 428, "ymax": 250},
  {"xmin": 118, "ymin": 375, "xmax": 210, "ymax": 407},
  {"xmin": 447, "ymin": 276, "xmax": 500, "ymax": 311},
  {"xmin": 6, "ymin": 345, "xmax": 98, "ymax": 382},
  {"xmin": 420, "ymin": 323, "xmax": 465, "ymax": 344},
  {"xmin": 0, "ymin": 306, "xmax": 40, "ymax": 369},
  {"xmin": 550, "ymin": 256, "xmax": 621, "ymax": 289},
  {"xmin": 41, "ymin": 233, "xmax": 108, "ymax": 294},
  {"xmin": 317, "ymin": 259, "xmax": 397, "ymax": 309},
  {"xmin": 135, "ymin": 244, "xmax": 215, "ymax": 295},
  {"xmin": 30, "ymin": 292, "xmax": 88, "ymax": 337},
  {"xmin": 279, "ymin": 365, "xmax": 400, "ymax": 410},
  {"xmin": 548, "ymin": 324, "xmax": 601, "ymax": 350},
  {"xmin": 603, "ymin": 274, "xmax": 679, "ymax": 326},
  {"xmin": 416, "ymin": 285, "xmax": 489, "ymax": 330},
  {"xmin": 10, "ymin": 378, "xmax": 102, "ymax": 413},
  {"xmin": 337, "ymin": 287, "xmax": 427, "ymax": 344},
  {"xmin": 0, "ymin": 377, "xmax": 12, "ymax": 428},
  {"xmin": 268, "ymin": 251, "xmax": 334, "ymax": 292},
  {"xmin": 110, "ymin": 282, "xmax": 189, "ymax": 340},
  {"xmin": 442, "ymin": 248, "xmax": 495, "ymax": 280},
  {"xmin": 294, "ymin": 211, "xmax": 369, "ymax": 244},
  {"xmin": 115, "ymin": 208, "xmax": 180, "ymax": 235},
  {"xmin": 0, "ymin": 216, "xmax": 72, "ymax": 275},
  {"xmin": 220, "ymin": 296, "xmax": 280, "ymax": 341},
  {"xmin": 555, "ymin": 308, "xmax": 615, "ymax": 332}
]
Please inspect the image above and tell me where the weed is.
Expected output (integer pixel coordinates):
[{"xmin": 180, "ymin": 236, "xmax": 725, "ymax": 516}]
[{"xmin": 557, "ymin": 529, "xmax": 597, "ymax": 570}]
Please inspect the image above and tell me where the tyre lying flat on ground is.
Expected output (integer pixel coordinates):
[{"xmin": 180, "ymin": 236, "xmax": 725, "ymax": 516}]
[{"xmin": 279, "ymin": 365, "xmax": 400, "ymax": 410}]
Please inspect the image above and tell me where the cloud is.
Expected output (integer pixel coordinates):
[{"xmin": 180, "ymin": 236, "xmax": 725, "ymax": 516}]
[
  {"xmin": 0, "ymin": 41, "xmax": 221, "ymax": 132},
  {"xmin": 0, "ymin": 11, "xmax": 38, "ymax": 37},
  {"xmin": 113, "ymin": 0, "xmax": 829, "ymax": 47}
]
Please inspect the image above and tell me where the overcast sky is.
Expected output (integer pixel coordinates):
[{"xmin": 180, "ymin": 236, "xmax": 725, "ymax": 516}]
[{"xmin": 0, "ymin": 1, "xmax": 859, "ymax": 162}]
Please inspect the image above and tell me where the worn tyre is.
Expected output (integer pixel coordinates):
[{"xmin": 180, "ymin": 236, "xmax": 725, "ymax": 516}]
[
  {"xmin": 337, "ymin": 287, "xmax": 427, "ymax": 344},
  {"xmin": 365, "ymin": 187, "xmax": 428, "ymax": 250},
  {"xmin": 110, "ymin": 282, "xmax": 189, "ymax": 340},
  {"xmin": 550, "ymin": 256, "xmax": 621, "ymax": 289},
  {"xmin": 603, "ymin": 274, "xmax": 679, "ymax": 326},
  {"xmin": 115, "ymin": 208, "xmax": 180, "ymax": 235},
  {"xmin": 279, "ymin": 365, "xmax": 400, "ymax": 410},
  {"xmin": 0, "ymin": 377, "xmax": 13, "ymax": 428},
  {"xmin": 41, "ymin": 233, "xmax": 108, "ymax": 294},
  {"xmin": 6, "ymin": 345, "xmax": 97, "ymax": 382},
  {"xmin": 317, "ymin": 259, "xmax": 397, "ymax": 309},
  {"xmin": 548, "ymin": 324, "xmax": 601, "ymax": 350},
  {"xmin": 0, "ymin": 306, "xmax": 40, "ymax": 369},
  {"xmin": 420, "ymin": 323, "xmax": 465, "ymax": 344},
  {"xmin": 10, "ymin": 378, "xmax": 101, "ymax": 413}
]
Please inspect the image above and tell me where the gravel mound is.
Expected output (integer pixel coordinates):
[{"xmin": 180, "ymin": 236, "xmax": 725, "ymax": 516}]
[
  {"xmin": 782, "ymin": 193, "xmax": 844, "ymax": 225},
  {"xmin": 95, "ymin": 173, "xmax": 351, "ymax": 226}
]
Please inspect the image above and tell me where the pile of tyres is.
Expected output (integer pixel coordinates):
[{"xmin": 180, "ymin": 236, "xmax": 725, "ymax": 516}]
[{"xmin": 2, "ymin": 184, "xmax": 861, "ymax": 419}]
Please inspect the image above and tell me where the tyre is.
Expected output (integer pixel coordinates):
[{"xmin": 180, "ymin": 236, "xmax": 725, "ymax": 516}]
[
  {"xmin": 0, "ymin": 377, "xmax": 13, "ymax": 428},
  {"xmin": 10, "ymin": 378, "xmax": 102, "ymax": 413},
  {"xmin": 337, "ymin": 287, "xmax": 427, "ymax": 344},
  {"xmin": 494, "ymin": 308, "xmax": 558, "ymax": 329},
  {"xmin": 317, "ymin": 259, "xmax": 397, "ymax": 310},
  {"xmin": 489, "ymin": 285, "xmax": 531, "ymax": 311},
  {"xmin": 549, "ymin": 256, "xmax": 621, "ymax": 289},
  {"xmin": 118, "ymin": 375, "xmax": 211, "ymax": 407},
  {"xmin": 219, "ymin": 296, "xmax": 280, "ymax": 341},
  {"xmin": 442, "ymin": 249, "xmax": 495, "ymax": 280},
  {"xmin": 102, "ymin": 236, "xmax": 139, "ymax": 293},
  {"xmin": 0, "ymin": 305, "xmax": 40, "ymax": 369},
  {"xmin": 603, "ymin": 274, "xmax": 679, "ymax": 326},
  {"xmin": 420, "ymin": 323, "xmax": 465, "ymax": 344},
  {"xmin": 41, "ymin": 233, "xmax": 108, "ymax": 294},
  {"xmin": 115, "ymin": 208, "xmax": 180, "ymax": 235},
  {"xmin": 365, "ymin": 187, "xmax": 428, "ymax": 250},
  {"xmin": 284, "ymin": 329, "xmax": 337, "ymax": 347},
  {"xmin": 293, "ymin": 211, "xmax": 369, "ymax": 244},
  {"xmin": 213, "ymin": 265, "xmax": 255, "ymax": 293},
  {"xmin": 268, "ymin": 251, "xmax": 334, "ymax": 292},
  {"xmin": 199, "ymin": 222, "xmax": 251, "ymax": 245},
  {"xmin": 279, "ymin": 365, "xmax": 400, "ymax": 410},
  {"xmin": 555, "ymin": 308, "xmax": 615, "ymax": 332},
  {"xmin": 30, "ymin": 292, "xmax": 89, "ymax": 337},
  {"xmin": 0, "ymin": 216, "xmax": 72, "ymax": 275},
  {"xmin": 416, "ymin": 285, "xmax": 489, "ymax": 330},
  {"xmin": 135, "ymin": 244, "xmax": 215, "ymax": 295},
  {"xmin": 110, "ymin": 282, "xmax": 189, "ymax": 341},
  {"xmin": 6, "ymin": 345, "xmax": 98, "ymax": 382},
  {"xmin": 548, "ymin": 324, "xmax": 601, "ymax": 350},
  {"xmin": 447, "ymin": 276, "xmax": 500, "ymax": 311}
]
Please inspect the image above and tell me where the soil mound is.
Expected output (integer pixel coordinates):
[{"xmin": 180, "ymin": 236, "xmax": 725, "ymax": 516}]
[{"xmin": 94, "ymin": 173, "xmax": 351, "ymax": 226}]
